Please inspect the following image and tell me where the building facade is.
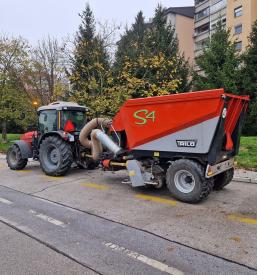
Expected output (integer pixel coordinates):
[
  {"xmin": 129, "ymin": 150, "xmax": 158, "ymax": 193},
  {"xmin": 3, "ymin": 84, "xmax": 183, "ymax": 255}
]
[
  {"xmin": 165, "ymin": 7, "xmax": 194, "ymax": 63},
  {"xmin": 194, "ymin": 0, "xmax": 257, "ymax": 57},
  {"xmin": 194, "ymin": 0, "xmax": 227, "ymax": 57},
  {"xmin": 227, "ymin": 0, "xmax": 257, "ymax": 51}
]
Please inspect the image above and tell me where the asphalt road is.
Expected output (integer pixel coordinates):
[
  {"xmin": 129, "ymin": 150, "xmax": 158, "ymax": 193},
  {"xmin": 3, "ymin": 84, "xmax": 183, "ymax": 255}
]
[
  {"xmin": 0, "ymin": 222, "xmax": 96, "ymax": 275},
  {"xmin": 0, "ymin": 158, "xmax": 257, "ymax": 274}
]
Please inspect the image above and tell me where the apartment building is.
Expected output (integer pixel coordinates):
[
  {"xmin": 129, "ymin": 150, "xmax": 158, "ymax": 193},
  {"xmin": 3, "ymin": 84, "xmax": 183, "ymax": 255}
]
[
  {"xmin": 165, "ymin": 7, "xmax": 194, "ymax": 62},
  {"xmin": 194, "ymin": 0, "xmax": 227, "ymax": 57},
  {"xmin": 227, "ymin": 0, "xmax": 257, "ymax": 51},
  {"xmin": 194, "ymin": 0, "xmax": 257, "ymax": 57}
]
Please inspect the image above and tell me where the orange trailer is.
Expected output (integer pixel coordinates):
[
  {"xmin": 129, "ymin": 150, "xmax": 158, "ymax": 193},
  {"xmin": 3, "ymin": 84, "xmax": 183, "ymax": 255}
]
[{"xmin": 105, "ymin": 89, "xmax": 249, "ymax": 202}]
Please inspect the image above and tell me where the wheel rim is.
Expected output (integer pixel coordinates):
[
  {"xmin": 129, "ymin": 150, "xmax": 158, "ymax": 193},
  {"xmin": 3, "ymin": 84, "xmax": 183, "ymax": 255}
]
[
  {"xmin": 44, "ymin": 145, "xmax": 60, "ymax": 169},
  {"xmin": 9, "ymin": 149, "xmax": 18, "ymax": 165},
  {"xmin": 174, "ymin": 170, "xmax": 195, "ymax": 194}
]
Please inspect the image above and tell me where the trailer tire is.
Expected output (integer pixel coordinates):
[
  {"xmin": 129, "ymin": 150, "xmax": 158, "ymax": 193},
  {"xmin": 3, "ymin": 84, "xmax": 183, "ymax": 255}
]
[
  {"xmin": 166, "ymin": 159, "xmax": 214, "ymax": 203},
  {"xmin": 39, "ymin": 136, "xmax": 72, "ymax": 176},
  {"xmin": 213, "ymin": 168, "xmax": 234, "ymax": 190},
  {"xmin": 6, "ymin": 144, "xmax": 28, "ymax": 170}
]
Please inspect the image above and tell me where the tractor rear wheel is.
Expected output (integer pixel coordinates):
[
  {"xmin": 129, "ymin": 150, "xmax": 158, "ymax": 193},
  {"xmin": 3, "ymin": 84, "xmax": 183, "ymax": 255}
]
[
  {"xmin": 6, "ymin": 144, "xmax": 28, "ymax": 170},
  {"xmin": 213, "ymin": 168, "xmax": 234, "ymax": 190},
  {"xmin": 166, "ymin": 159, "xmax": 214, "ymax": 203},
  {"xmin": 39, "ymin": 136, "xmax": 73, "ymax": 176}
]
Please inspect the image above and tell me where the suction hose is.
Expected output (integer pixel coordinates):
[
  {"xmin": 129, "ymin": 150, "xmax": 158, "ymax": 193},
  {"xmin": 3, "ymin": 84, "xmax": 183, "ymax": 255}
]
[{"xmin": 79, "ymin": 118, "xmax": 122, "ymax": 160}]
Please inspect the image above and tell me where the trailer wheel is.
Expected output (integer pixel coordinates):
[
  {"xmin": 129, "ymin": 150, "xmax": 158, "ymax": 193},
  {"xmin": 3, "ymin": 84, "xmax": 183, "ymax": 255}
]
[
  {"xmin": 39, "ymin": 136, "xmax": 73, "ymax": 176},
  {"xmin": 6, "ymin": 144, "xmax": 28, "ymax": 170},
  {"xmin": 213, "ymin": 168, "xmax": 234, "ymax": 190},
  {"xmin": 166, "ymin": 159, "xmax": 213, "ymax": 203}
]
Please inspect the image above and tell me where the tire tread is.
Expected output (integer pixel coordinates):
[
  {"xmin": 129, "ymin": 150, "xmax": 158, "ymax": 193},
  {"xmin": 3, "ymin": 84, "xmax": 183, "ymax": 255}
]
[
  {"xmin": 39, "ymin": 136, "xmax": 72, "ymax": 176},
  {"xmin": 166, "ymin": 159, "xmax": 213, "ymax": 203},
  {"xmin": 6, "ymin": 144, "xmax": 28, "ymax": 170}
]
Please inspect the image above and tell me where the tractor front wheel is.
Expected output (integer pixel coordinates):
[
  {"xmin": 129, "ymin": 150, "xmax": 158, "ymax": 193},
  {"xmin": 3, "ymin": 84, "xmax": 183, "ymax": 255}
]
[
  {"xmin": 39, "ymin": 136, "xmax": 73, "ymax": 176},
  {"xmin": 166, "ymin": 159, "xmax": 214, "ymax": 203},
  {"xmin": 6, "ymin": 144, "xmax": 28, "ymax": 170}
]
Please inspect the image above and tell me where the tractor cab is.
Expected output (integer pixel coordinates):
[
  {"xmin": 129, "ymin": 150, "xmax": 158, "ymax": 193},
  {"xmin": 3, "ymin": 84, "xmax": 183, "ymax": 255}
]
[{"xmin": 37, "ymin": 102, "xmax": 87, "ymax": 135}]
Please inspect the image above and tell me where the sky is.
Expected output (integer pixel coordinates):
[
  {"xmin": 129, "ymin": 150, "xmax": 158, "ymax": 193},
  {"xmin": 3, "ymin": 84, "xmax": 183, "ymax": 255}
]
[{"xmin": 0, "ymin": 0, "xmax": 194, "ymax": 44}]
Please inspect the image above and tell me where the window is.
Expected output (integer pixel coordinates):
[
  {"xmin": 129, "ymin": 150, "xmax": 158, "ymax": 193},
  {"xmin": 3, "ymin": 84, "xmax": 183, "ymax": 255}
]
[
  {"xmin": 61, "ymin": 110, "xmax": 86, "ymax": 132},
  {"xmin": 39, "ymin": 110, "xmax": 57, "ymax": 133},
  {"xmin": 195, "ymin": 38, "xmax": 209, "ymax": 51},
  {"xmin": 234, "ymin": 24, "xmax": 242, "ymax": 34},
  {"xmin": 235, "ymin": 41, "xmax": 242, "ymax": 51},
  {"xmin": 195, "ymin": 7, "xmax": 210, "ymax": 21},
  {"xmin": 211, "ymin": 17, "xmax": 226, "ymax": 30},
  {"xmin": 195, "ymin": 23, "xmax": 210, "ymax": 35},
  {"xmin": 195, "ymin": 0, "xmax": 208, "ymax": 5},
  {"xmin": 234, "ymin": 6, "xmax": 243, "ymax": 17},
  {"xmin": 210, "ymin": 0, "xmax": 226, "ymax": 14}
]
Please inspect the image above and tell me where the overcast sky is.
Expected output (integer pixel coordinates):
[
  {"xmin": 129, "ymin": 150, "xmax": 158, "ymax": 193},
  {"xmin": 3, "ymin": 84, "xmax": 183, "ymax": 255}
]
[{"xmin": 0, "ymin": 0, "xmax": 194, "ymax": 44}]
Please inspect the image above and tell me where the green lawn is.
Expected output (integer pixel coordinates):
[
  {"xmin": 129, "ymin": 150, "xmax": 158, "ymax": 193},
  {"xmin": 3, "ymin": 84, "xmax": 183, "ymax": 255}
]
[
  {"xmin": 0, "ymin": 134, "xmax": 256, "ymax": 170},
  {"xmin": 236, "ymin": 136, "xmax": 257, "ymax": 171},
  {"xmin": 0, "ymin": 134, "xmax": 21, "ymax": 153}
]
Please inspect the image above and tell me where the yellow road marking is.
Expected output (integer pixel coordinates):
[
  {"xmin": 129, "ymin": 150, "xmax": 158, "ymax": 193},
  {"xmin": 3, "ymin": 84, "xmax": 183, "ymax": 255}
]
[
  {"xmin": 229, "ymin": 236, "xmax": 241, "ymax": 243},
  {"xmin": 228, "ymin": 214, "xmax": 257, "ymax": 226},
  {"xmin": 0, "ymin": 164, "xmax": 6, "ymax": 169},
  {"xmin": 135, "ymin": 194, "xmax": 177, "ymax": 206},
  {"xmin": 81, "ymin": 183, "xmax": 109, "ymax": 190},
  {"xmin": 15, "ymin": 170, "xmax": 32, "ymax": 173},
  {"xmin": 41, "ymin": 175, "xmax": 63, "ymax": 180}
]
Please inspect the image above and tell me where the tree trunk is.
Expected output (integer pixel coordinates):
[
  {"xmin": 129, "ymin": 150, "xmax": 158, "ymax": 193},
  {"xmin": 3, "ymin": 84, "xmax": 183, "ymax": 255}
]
[{"xmin": 1, "ymin": 120, "xmax": 7, "ymax": 143}]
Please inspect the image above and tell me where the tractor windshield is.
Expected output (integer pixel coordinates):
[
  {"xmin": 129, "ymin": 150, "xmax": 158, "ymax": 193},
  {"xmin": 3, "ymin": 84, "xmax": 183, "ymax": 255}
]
[{"xmin": 61, "ymin": 110, "xmax": 86, "ymax": 132}]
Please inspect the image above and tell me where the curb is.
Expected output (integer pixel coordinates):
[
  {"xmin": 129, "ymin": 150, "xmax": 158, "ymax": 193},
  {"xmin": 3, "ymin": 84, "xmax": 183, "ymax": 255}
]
[{"xmin": 233, "ymin": 176, "xmax": 257, "ymax": 184}]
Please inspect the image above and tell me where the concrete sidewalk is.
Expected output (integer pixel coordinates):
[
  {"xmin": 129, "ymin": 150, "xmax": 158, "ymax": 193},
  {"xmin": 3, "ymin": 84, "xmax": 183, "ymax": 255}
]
[
  {"xmin": 234, "ymin": 169, "xmax": 257, "ymax": 184},
  {"xmin": 1, "ymin": 153, "xmax": 256, "ymax": 184}
]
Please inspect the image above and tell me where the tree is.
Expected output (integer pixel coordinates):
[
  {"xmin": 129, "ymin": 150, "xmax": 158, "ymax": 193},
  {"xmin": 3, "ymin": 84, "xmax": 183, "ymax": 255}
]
[
  {"xmin": 69, "ymin": 4, "xmax": 110, "ymax": 96},
  {"xmin": 28, "ymin": 36, "xmax": 68, "ymax": 105},
  {"xmin": 86, "ymin": 52, "xmax": 181, "ymax": 115},
  {"xmin": 114, "ymin": 11, "xmax": 146, "ymax": 73},
  {"xmin": 146, "ymin": 5, "xmax": 191, "ymax": 91},
  {"xmin": 114, "ymin": 5, "xmax": 191, "ymax": 93},
  {"xmin": 240, "ymin": 20, "xmax": 257, "ymax": 135},
  {"xmin": 193, "ymin": 21, "xmax": 240, "ymax": 93},
  {"xmin": 146, "ymin": 5, "xmax": 178, "ymax": 58},
  {"xmin": 0, "ymin": 35, "xmax": 34, "ymax": 142}
]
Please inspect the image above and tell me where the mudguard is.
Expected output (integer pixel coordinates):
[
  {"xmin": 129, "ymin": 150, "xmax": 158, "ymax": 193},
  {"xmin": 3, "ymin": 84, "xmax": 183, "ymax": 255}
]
[{"xmin": 13, "ymin": 140, "xmax": 33, "ymax": 159}]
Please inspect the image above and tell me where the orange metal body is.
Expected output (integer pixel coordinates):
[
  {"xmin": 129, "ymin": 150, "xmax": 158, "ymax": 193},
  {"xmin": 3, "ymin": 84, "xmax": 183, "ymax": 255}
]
[
  {"xmin": 112, "ymin": 89, "xmax": 249, "ymax": 151},
  {"xmin": 224, "ymin": 94, "xmax": 249, "ymax": 150}
]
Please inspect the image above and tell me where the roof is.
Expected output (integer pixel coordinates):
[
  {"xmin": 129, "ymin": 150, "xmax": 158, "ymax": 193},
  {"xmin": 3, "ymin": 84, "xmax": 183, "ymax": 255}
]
[
  {"xmin": 164, "ymin": 6, "xmax": 194, "ymax": 18},
  {"xmin": 37, "ymin": 101, "xmax": 87, "ymax": 112}
]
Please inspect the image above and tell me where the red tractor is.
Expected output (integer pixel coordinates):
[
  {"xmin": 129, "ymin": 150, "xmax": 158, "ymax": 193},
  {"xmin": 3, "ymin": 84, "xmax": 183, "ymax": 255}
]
[
  {"xmin": 6, "ymin": 102, "xmax": 96, "ymax": 176},
  {"xmin": 7, "ymin": 89, "xmax": 249, "ymax": 203}
]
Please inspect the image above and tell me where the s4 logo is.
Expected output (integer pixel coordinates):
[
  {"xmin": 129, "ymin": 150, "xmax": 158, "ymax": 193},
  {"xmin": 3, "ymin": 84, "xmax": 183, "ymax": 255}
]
[{"xmin": 133, "ymin": 109, "xmax": 156, "ymax": 125}]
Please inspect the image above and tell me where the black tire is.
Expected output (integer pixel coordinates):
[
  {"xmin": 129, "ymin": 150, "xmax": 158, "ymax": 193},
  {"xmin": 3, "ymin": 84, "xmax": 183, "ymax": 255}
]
[
  {"xmin": 166, "ymin": 159, "xmax": 214, "ymax": 203},
  {"xmin": 213, "ymin": 168, "xmax": 234, "ymax": 190},
  {"xmin": 6, "ymin": 144, "xmax": 28, "ymax": 170},
  {"xmin": 39, "ymin": 136, "xmax": 73, "ymax": 176}
]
